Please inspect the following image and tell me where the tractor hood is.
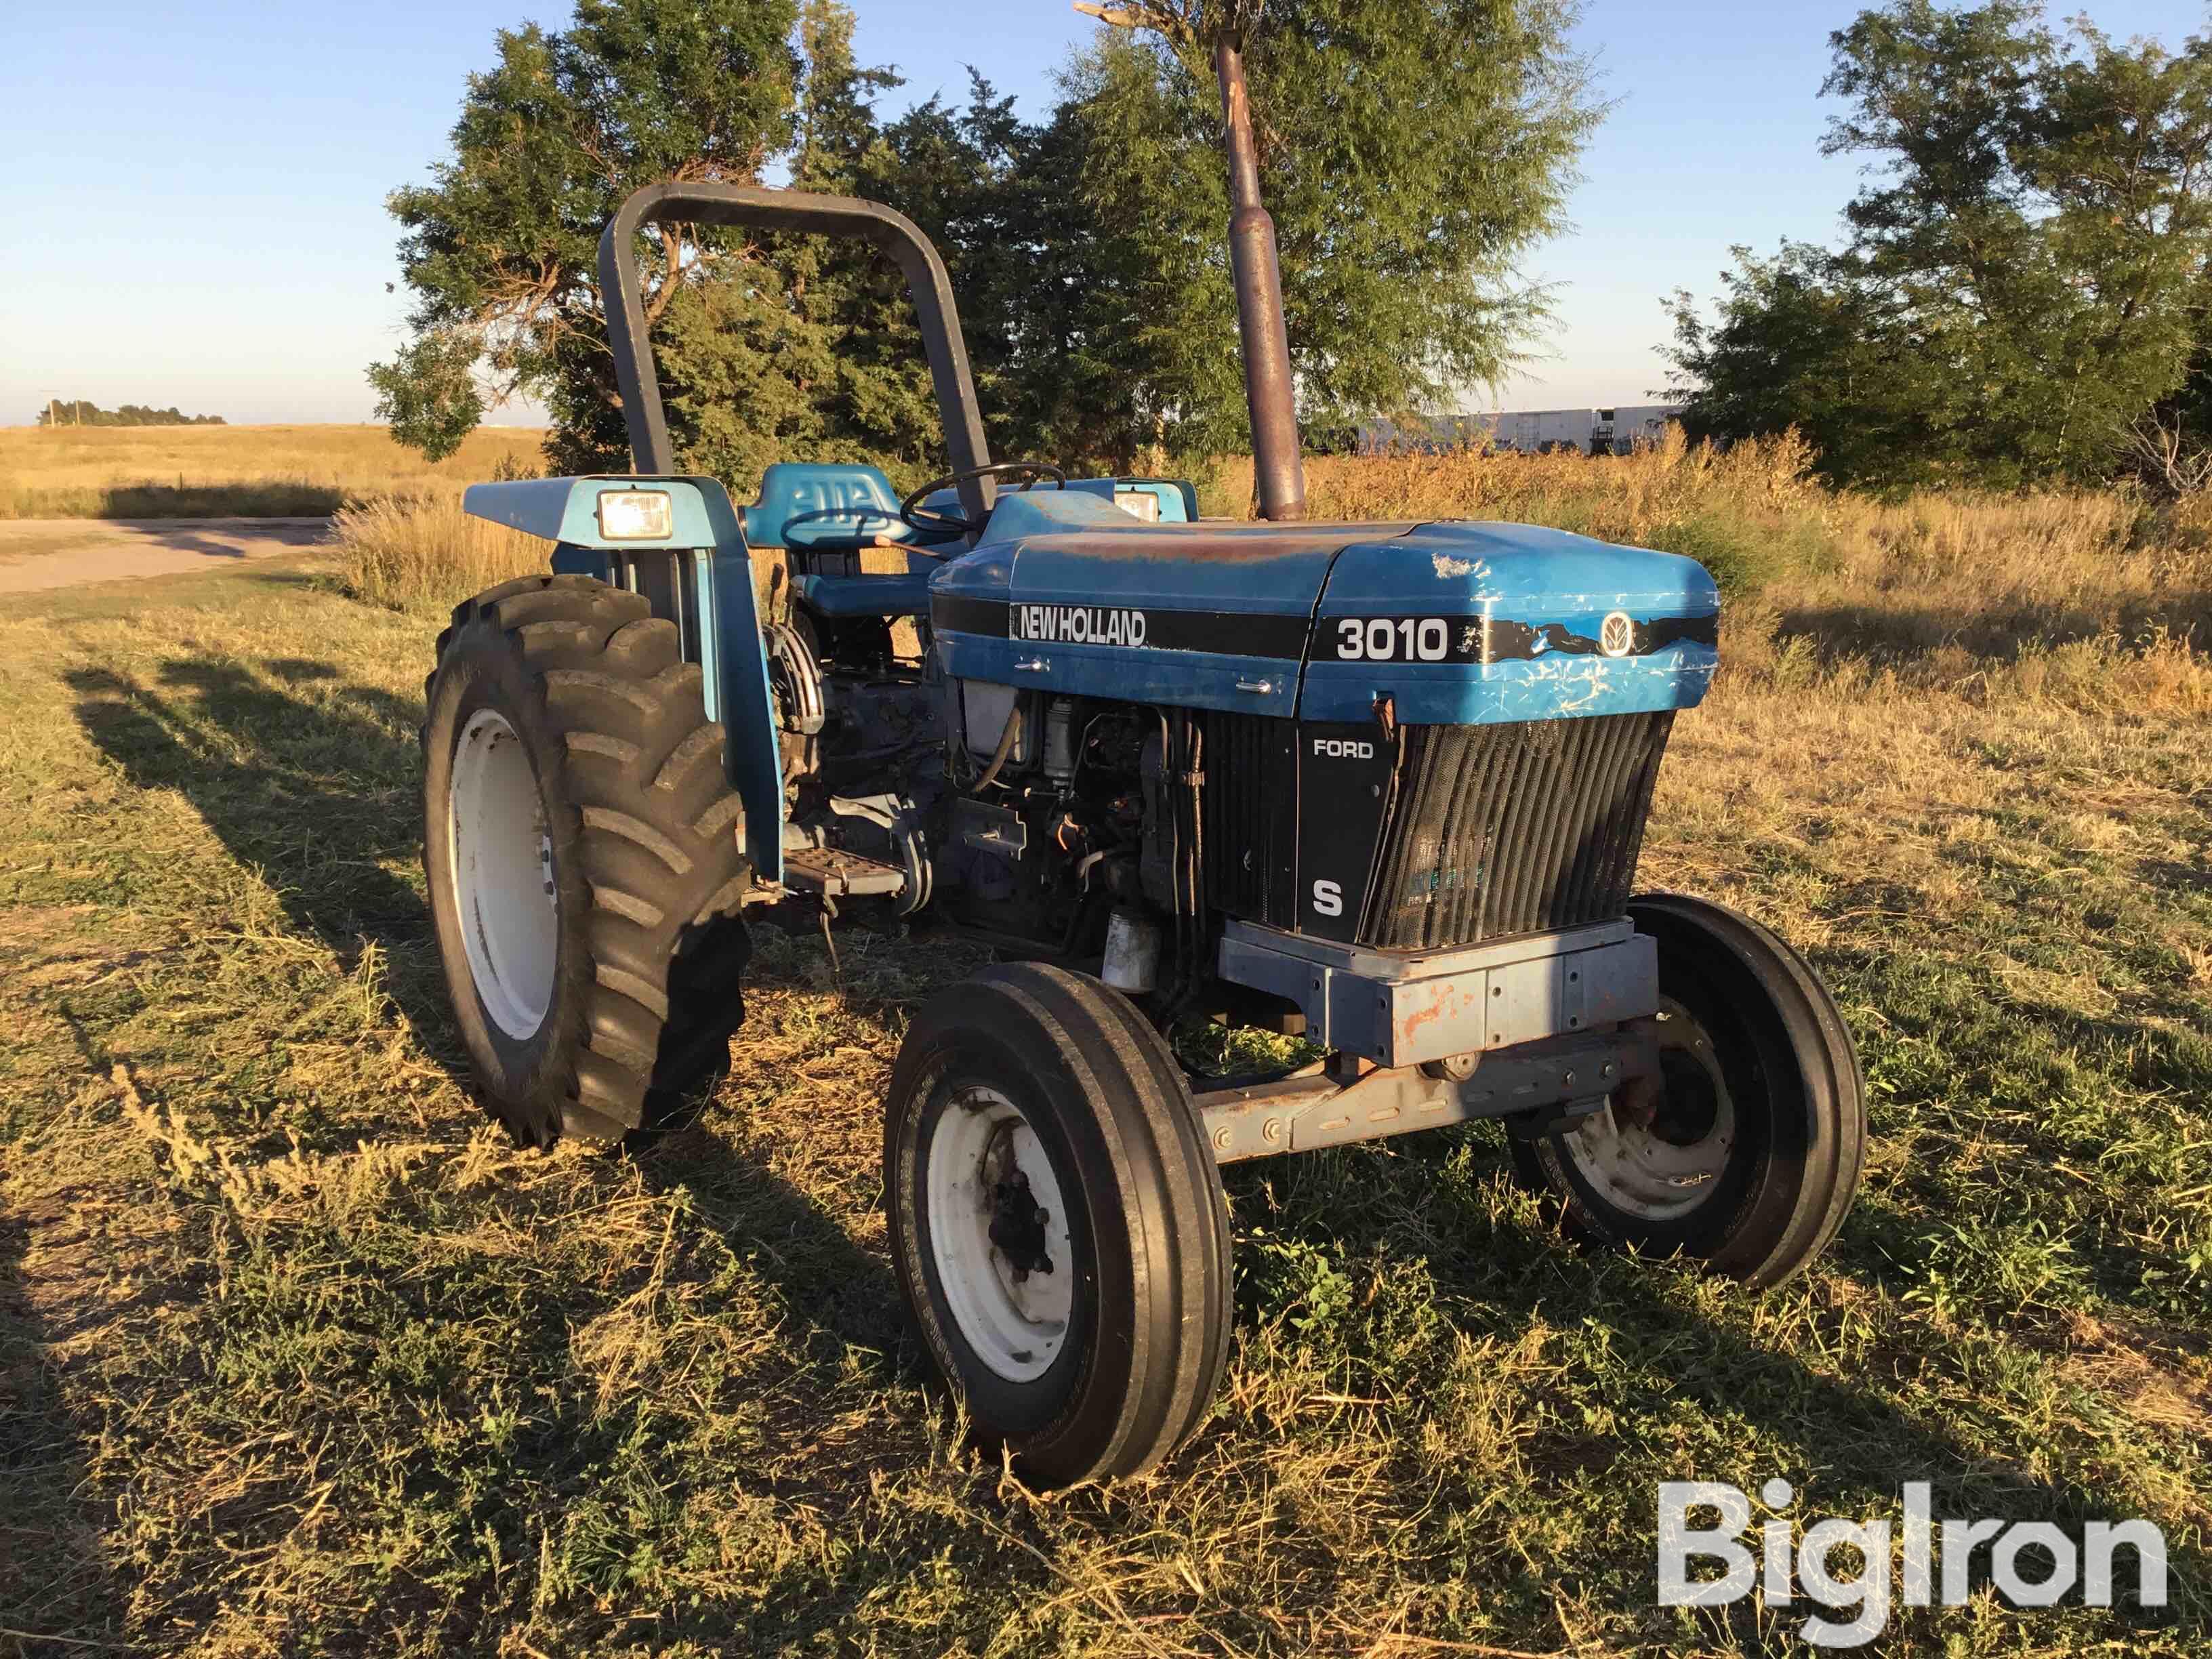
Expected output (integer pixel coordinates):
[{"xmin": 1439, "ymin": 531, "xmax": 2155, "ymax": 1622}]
[
  {"xmin": 931, "ymin": 489, "xmax": 1404, "ymax": 717},
  {"xmin": 928, "ymin": 493, "xmax": 1717, "ymax": 724},
  {"xmin": 1300, "ymin": 521, "xmax": 1719, "ymax": 724}
]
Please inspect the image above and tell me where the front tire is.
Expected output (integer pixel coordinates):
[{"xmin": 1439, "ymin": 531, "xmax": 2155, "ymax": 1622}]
[
  {"xmin": 1512, "ymin": 893, "xmax": 1866, "ymax": 1288},
  {"xmin": 884, "ymin": 964, "xmax": 1233, "ymax": 1486},
  {"xmin": 422, "ymin": 575, "xmax": 752, "ymax": 1145}
]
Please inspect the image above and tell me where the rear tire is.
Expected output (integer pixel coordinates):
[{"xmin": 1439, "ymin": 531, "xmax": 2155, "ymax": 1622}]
[
  {"xmin": 422, "ymin": 574, "xmax": 753, "ymax": 1145},
  {"xmin": 884, "ymin": 964, "xmax": 1233, "ymax": 1486},
  {"xmin": 1511, "ymin": 893, "xmax": 1866, "ymax": 1288}
]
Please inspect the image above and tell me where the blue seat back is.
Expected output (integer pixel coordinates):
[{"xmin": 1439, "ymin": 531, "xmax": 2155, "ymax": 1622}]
[{"xmin": 741, "ymin": 463, "xmax": 904, "ymax": 552}]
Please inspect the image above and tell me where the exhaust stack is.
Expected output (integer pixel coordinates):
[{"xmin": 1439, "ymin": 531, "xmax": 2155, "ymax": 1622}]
[{"xmin": 1214, "ymin": 37, "xmax": 1306, "ymax": 522}]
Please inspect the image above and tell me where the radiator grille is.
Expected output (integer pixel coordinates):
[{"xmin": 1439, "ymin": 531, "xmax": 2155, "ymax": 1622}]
[
  {"xmin": 1360, "ymin": 712, "xmax": 1673, "ymax": 949},
  {"xmin": 1203, "ymin": 710, "xmax": 1291, "ymax": 926}
]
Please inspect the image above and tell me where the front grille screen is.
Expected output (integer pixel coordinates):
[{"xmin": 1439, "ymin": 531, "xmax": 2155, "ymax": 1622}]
[{"xmin": 1360, "ymin": 712, "xmax": 1673, "ymax": 949}]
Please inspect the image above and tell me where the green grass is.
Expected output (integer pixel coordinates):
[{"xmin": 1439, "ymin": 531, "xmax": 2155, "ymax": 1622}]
[{"xmin": 0, "ymin": 554, "xmax": 2206, "ymax": 1656}]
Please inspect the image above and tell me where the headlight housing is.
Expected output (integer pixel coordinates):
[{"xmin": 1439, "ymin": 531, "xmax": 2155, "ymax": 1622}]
[{"xmin": 596, "ymin": 489, "xmax": 674, "ymax": 540}]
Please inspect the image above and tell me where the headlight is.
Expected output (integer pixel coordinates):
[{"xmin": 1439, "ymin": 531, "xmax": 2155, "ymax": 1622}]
[{"xmin": 596, "ymin": 489, "xmax": 673, "ymax": 540}]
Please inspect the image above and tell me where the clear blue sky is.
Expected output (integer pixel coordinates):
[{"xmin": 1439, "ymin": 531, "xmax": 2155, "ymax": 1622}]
[{"xmin": 1, "ymin": 1, "xmax": 2198, "ymax": 427}]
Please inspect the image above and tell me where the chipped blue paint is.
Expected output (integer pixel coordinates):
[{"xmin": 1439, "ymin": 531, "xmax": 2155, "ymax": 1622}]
[
  {"xmin": 929, "ymin": 498, "xmax": 1718, "ymax": 726},
  {"xmin": 930, "ymin": 490, "xmax": 1349, "ymax": 716},
  {"xmin": 1302, "ymin": 522, "xmax": 1719, "ymax": 724}
]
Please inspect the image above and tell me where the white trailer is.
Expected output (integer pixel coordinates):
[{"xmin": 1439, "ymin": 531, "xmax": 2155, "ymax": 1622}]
[
  {"xmin": 1366, "ymin": 405, "xmax": 1683, "ymax": 457},
  {"xmin": 1499, "ymin": 409, "xmax": 1598, "ymax": 453},
  {"xmin": 1601, "ymin": 405, "xmax": 1681, "ymax": 454}
]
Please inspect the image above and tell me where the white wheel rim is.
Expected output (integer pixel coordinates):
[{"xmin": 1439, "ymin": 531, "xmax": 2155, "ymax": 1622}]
[
  {"xmin": 1561, "ymin": 1003, "xmax": 1737, "ymax": 1222},
  {"xmin": 926, "ymin": 1084, "xmax": 1075, "ymax": 1383},
  {"xmin": 449, "ymin": 708, "xmax": 558, "ymax": 1040}
]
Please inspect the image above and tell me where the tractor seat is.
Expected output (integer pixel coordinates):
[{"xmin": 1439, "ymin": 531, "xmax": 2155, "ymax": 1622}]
[
  {"xmin": 742, "ymin": 462, "xmax": 959, "ymax": 560},
  {"xmin": 793, "ymin": 571, "xmax": 935, "ymax": 617},
  {"xmin": 743, "ymin": 463, "xmax": 949, "ymax": 621}
]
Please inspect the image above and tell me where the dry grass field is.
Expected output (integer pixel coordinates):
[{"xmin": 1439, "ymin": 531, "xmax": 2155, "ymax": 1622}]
[
  {"xmin": 0, "ymin": 424, "xmax": 546, "ymax": 520},
  {"xmin": 2, "ymin": 440, "xmax": 2208, "ymax": 1656}
]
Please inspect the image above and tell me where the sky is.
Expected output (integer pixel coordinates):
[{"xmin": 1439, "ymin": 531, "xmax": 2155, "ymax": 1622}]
[{"xmin": 1, "ymin": 0, "xmax": 2200, "ymax": 428}]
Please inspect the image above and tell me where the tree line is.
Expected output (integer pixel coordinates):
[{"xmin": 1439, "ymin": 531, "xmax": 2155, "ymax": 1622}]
[
  {"xmin": 1668, "ymin": 2, "xmax": 2212, "ymax": 494},
  {"xmin": 377, "ymin": 1, "xmax": 2209, "ymax": 499},
  {"xmin": 36, "ymin": 401, "xmax": 226, "ymax": 428},
  {"xmin": 371, "ymin": 0, "xmax": 1597, "ymax": 486}
]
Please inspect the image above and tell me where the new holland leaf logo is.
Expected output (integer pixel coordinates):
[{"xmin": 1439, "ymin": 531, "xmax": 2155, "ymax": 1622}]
[{"xmin": 1599, "ymin": 611, "xmax": 1635, "ymax": 657}]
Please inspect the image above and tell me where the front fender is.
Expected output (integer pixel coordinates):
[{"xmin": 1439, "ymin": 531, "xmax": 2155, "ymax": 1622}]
[{"xmin": 464, "ymin": 476, "xmax": 783, "ymax": 884}]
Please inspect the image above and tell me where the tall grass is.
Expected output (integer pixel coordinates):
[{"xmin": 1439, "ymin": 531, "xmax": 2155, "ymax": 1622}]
[
  {"xmin": 335, "ymin": 430, "xmax": 2212, "ymax": 711},
  {"xmin": 327, "ymin": 493, "xmax": 548, "ymax": 615}
]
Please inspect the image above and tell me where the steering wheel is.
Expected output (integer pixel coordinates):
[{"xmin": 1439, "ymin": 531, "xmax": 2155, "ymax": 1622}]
[{"xmin": 899, "ymin": 461, "xmax": 1066, "ymax": 537}]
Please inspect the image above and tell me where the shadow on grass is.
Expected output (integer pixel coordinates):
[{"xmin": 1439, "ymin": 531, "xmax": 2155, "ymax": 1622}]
[
  {"xmin": 64, "ymin": 654, "xmax": 467, "ymax": 1096},
  {"xmin": 1775, "ymin": 592, "xmax": 2212, "ymax": 668},
  {"xmin": 39, "ymin": 642, "xmax": 2201, "ymax": 1645},
  {"xmin": 635, "ymin": 1120, "xmax": 912, "ymax": 1394},
  {"xmin": 3, "ymin": 482, "xmax": 349, "ymax": 520},
  {"xmin": 0, "ymin": 1196, "xmax": 131, "ymax": 1647},
  {"xmin": 1250, "ymin": 1134, "xmax": 2194, "ymax": 1642}
]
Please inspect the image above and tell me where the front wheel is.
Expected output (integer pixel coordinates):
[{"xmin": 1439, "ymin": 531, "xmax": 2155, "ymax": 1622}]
[
  {"xmin": 884, "ymin": 964, "xmax": 1232, "ymax": 1487},
  {"xmin": 1511, "ymin": 893, "xmax": 1866, "ymax": 1288}
]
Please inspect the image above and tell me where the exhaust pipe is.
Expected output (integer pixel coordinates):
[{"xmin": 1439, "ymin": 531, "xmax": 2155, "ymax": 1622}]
[{"xmin": 1214, "ymin": 37, "xmax": 1307, "ymax": 522}]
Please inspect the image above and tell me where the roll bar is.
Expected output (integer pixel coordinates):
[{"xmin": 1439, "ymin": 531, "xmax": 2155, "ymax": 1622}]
[{"xmin": 597, "ymin": 182, "xmax": 996, "ymax": 527}]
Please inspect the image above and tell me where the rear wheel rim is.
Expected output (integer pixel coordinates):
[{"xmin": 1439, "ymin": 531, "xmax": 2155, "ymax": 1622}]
[
  {"xmin": 449, "ymin": 708, "xmax": 558, "ymax": 1040},
  {"xmin": 1561, "ymin": 1000, "xmax": 1736, "ymax": 1222},
  {"xmin": 927, "ymin": 1084, "xmax": 1074, "ymax": 1383}
]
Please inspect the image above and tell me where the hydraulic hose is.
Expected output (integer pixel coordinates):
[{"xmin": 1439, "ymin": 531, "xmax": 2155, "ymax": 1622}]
[{"xmin": 974, "ymin": 705, "xmax": 1023, "ymax": 792}]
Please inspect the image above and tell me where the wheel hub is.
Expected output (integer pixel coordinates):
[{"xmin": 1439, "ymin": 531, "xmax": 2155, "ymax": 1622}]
[
  {"xmin": 985, "ymin": 1143, "xmax": 1056, "ymax": 1282},
  {"xmin": 448, "ymin": 708, "xmax": 559, "ymax": 1041},
  {"xmin": 1560, "ymin": 1001, "xmax": 1737, "ymax": 1223},
  {"xmin": 926, "ymin": 1086, "xmax": 1073, "ymax": 1382}
]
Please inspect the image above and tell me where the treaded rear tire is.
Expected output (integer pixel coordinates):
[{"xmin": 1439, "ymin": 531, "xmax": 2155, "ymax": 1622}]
[
  {"xmin": 422, "ymin": 574, "xmax": 752, "ymax": 1145},
  {"xmin": 884, "ymin": 964, "xmax": 1233, "ymax": 1487}
]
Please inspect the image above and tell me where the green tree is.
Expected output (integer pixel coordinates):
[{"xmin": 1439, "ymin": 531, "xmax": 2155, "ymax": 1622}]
[
  {"xmin": 656, "ymin": 0, "xmax": 939, "ymax": 485},
  {"xmin": 370, "ymin": 0, "xmax": 804, "ymax": 475},
  {"xmin": 35, "ymin": 400, "xmax": 224, "ymax": 427},
  {"xmin": 1663, "ymin": 243, "xmax": 1959, "ymax": 488},
  {"xmin": 859, "ymin": 73, "xmax": 1062, "ymax": 463},
  {"xmin": 1036, "ymin": 1, "xmax": 1600, "ymax": 466},
  {"xmin": 379, "ymin": 0, "xmax": 1599, "ymax": 486},
  {"xmin": 1669, "ymin": 3, "xmax": 2212, "ymax": 489}
]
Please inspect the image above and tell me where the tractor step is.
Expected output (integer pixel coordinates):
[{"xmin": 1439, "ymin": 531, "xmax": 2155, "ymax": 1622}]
[{"xmin": 783, "ymin": 845, "xmax": 909, "ymax": 900}]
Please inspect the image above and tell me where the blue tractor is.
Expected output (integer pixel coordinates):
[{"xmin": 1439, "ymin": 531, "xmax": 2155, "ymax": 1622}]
[{"xmin": 423, "ymin": 68, "xmax": 1864, "ymax": 1486}]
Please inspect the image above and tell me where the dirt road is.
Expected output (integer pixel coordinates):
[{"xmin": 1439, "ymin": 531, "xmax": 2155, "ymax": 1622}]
[{"xmin": 0, "ymin": 517, "xmax": 329, "ymax": 594}]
